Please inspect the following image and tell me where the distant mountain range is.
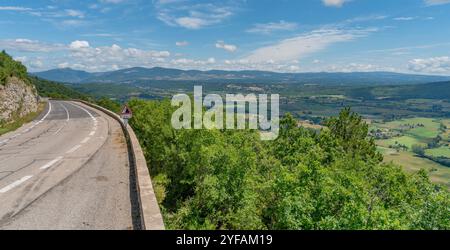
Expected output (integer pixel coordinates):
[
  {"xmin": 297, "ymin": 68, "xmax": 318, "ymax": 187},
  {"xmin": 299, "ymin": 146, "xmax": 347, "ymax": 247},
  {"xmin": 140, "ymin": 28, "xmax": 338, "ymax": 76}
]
[{"xmin": 32, "ymin": 67, "xmax": 450, "ymax": 86}]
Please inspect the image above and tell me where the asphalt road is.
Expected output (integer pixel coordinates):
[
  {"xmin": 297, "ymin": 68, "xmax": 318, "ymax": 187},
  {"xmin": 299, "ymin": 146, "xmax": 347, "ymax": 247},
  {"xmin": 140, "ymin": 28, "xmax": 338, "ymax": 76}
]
[{"xmin": 0, "ymin": 100, "xmax": 136, "ymax": 230}]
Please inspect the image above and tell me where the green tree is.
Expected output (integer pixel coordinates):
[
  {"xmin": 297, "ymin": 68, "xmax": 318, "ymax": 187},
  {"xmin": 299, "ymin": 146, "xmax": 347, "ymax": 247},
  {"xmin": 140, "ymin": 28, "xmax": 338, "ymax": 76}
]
[
  {"xmin": 128, "ymin": 99, "xmax": 450, "ymax": 230},
  {"xmin": 326, "ymin": 108, "xmax": 383, "ymax": 163}
]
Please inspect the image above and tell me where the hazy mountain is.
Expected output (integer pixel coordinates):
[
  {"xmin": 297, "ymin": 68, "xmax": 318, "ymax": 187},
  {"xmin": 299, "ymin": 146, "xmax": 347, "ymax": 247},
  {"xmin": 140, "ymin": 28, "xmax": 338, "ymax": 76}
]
[
  {"xmin": 32, "ymin": 68, "xmax": 93, "ymax": 83},
  {"xmin": 33, "ymin": 67, "xmax": 450, "ymax": 86}
]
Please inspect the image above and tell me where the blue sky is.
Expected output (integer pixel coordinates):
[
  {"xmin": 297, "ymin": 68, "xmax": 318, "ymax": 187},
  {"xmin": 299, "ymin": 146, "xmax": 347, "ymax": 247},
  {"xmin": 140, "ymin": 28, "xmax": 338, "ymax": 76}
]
[{"xmin": 0, "ymin": 0, "xmax": 450, "ymax": 74}]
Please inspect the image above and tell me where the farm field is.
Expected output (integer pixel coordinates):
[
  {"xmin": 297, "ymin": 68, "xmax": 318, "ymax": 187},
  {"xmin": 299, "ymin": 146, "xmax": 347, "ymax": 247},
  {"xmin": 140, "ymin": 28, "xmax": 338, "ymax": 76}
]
[
  {"xmin": 377, "ymin": 135, "xmax": 424, "ymax": 149},
  {"xmin": 374, "ymin": 117, "xmax": 450, "ymax": 188},
  {"xmin": 383, "ymin": 150, "xmax": 450, "ymax": 188},
  {"xmin": 426, "ymin": 146, "xmax": 450, "ymax": 158}
]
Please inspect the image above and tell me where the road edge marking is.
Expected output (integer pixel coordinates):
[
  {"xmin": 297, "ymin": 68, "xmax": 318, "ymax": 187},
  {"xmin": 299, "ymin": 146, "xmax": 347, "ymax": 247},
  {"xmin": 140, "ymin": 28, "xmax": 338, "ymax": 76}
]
[
  {"xmin": 0, "ymin": 175, "xmax": 33, "ymax": 194},
  {"xmin": 40, "ymin": 156, "xmax": 63, "ymax": 170}
]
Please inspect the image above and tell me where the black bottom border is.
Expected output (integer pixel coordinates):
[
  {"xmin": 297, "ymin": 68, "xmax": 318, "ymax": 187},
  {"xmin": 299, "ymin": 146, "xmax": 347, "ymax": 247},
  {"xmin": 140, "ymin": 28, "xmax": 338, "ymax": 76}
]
[{"xmin": 0, "ymin": 230, "xmax": 446, "ymax": 249}]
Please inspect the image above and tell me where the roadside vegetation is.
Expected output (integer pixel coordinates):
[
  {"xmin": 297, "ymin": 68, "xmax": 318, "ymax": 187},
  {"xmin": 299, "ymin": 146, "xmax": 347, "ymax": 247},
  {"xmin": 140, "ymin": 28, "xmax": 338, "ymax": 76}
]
[
  {"xmin": 129, "ymin": 99, "xmax": 449, "ymax": 230},
  {"xmin": 0, "ymin": 50, "xmax": 29, "ymax": 85},
  {"xmin": 0, "ymin": 102, "xmax": 45, "ymax": 136}
]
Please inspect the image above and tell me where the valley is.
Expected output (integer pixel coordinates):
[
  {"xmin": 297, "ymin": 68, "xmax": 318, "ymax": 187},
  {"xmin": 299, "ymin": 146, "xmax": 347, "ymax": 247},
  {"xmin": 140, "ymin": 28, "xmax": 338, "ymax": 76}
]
[{"xmin": 35, "ymin": 67, "xmax": 450, "ymax": 188}]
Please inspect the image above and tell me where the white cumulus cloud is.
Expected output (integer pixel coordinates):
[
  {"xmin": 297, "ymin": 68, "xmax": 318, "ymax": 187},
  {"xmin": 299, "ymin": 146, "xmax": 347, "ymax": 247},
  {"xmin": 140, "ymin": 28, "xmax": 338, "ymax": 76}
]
[
  {"xmin": 408, "ymin": 56, "xmax": 450, "ymax": 74},
  {"xmin": 69, "ymin": 40, "xmax": 90, "ymax": 50}
]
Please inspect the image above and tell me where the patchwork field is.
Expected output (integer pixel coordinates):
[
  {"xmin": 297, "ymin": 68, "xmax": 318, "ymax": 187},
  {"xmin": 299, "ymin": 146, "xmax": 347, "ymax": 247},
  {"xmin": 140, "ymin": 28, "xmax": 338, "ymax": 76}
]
[
  {"xmin": 374, "ymin": 117, "xmax": 450, "ymax": 188},
  {"xmin": 382, "ymin": 150, "xmax": 450, "ymax": 188},
  {"xmin": 377, "ymin": 135, "xmax": 424, "ymax": 149},
  {"xmin": 426, "ymin": 146, "xmax": 450, "ymax": 158}
]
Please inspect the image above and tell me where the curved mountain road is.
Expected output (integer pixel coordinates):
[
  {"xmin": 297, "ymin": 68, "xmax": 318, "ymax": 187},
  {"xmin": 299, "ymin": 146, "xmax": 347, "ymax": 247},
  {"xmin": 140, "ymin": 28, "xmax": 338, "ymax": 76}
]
[{"xmin": 0, "ymin": 100, "xmax": 138, "ymax": 229}]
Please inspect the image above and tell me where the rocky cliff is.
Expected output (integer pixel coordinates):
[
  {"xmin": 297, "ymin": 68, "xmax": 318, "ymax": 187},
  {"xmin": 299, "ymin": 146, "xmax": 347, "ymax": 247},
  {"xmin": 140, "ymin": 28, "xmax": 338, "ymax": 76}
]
[{"xmin": 0, "ymin": 76, "xmax": 39, "ymax": 124}]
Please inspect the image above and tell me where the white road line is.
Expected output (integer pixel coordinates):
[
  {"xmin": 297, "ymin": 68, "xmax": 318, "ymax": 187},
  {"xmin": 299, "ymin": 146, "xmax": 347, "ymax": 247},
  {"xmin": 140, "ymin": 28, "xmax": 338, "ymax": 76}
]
[
  {"xmin": 67, "ymin": 102, "xmax": 98, "ymax": 141},
  {"xmin": 53, "ymin": 103, "xmax": 70, "ymax": 135},
  {"xmin": 40, "ymin": 156, "xmax": 63, "ymax": 170},
  {"xmin": 66, "ymin": 145, "xmax": 82, "ymax": 154},
  {"xmin": 68, "ymin": 102, "xmax": 96, "ymax": 122},
  {"xmin": 81, "ymin": 137, "xmax": 90, "ymax": 144},
  {"xmin": 0, "ymin": 175, "xmax": 33, "ymax": 194},
  {"xmin": 40, "ymin": 102, "xmax": 53, "ymax": 123},
  {"xmin": 61, "ymin": 104, "xmax": 70, "ymax": 122}
]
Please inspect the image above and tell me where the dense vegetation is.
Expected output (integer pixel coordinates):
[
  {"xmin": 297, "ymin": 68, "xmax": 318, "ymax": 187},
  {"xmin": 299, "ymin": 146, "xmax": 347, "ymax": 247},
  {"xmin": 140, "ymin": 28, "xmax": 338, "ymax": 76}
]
[
  {"xmin": 29, "ymin": 76, "xmax": 93, "ymax": 101},
  {"xmin": 0, "ymin": 51, "xmax": 29, "ymax": 85},
  {"xmin": 96, "ymin": 97, "xmax": 121, "ymax": 113},
  {"xmin": 129, "ymin": 99, "xmax": 449, "ymax": 230}
]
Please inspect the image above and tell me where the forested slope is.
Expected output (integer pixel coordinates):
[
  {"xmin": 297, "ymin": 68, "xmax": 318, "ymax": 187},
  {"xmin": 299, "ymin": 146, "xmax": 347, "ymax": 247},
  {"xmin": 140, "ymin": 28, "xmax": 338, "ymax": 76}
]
[{"xmin": 129, "ymin": 99, "xmax": 449, "ymax": 230}]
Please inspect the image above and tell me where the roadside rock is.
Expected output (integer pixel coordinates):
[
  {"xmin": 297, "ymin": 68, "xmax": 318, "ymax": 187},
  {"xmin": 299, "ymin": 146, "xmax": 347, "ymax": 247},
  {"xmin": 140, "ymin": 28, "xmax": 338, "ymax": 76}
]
[{"xmin": 0, "ymin": 77, "xmax": 39, "ymax": 124}]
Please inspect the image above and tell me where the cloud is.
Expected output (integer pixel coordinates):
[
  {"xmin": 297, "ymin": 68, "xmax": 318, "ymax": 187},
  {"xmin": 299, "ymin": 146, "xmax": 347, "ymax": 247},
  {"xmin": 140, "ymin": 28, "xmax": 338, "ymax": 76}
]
[
  {"xmin": 13, "ymin": 56, "xmax": 44, "ymax": 70},
  {"xmin": 156, "ymin": 1, "xmax": 238, "ymax": 29},
  {"xmin": 244, "ymin": 28, "xmax": 376, "ymax": 63},
  {"xmin": 175, "ymin": 41, "xmax": 189, "ymax": 46},
  {"xmin": 246, "ymin": 21, "xmax": 298, "ymax": 35},
  {"xmin": 222, "ymin": 59, "xmax": 302, "ymax": 72},
  {"xmin": 170, "ymin": 57, "xmax": 216, "ymax": 67},
  {"xmin": 215, "ymin": 41, "xmax": 237, "ymax": 52},
  {"xmin": 327, "ymin": 63, "xmax": 395, "ymax": 72},
  {"xmin": 65, "ymin": 9, "xmax": 85, "ymax": 18},
  {"xmin": 174, "ymin": 17, "xmax": 208, "ymax": 29},
  {"xmin": 69, "ymin": 40, "xmax": 90, "ymax": 50},
  {"xmin": 322, "ymin": 0, "xmax": 351, "ymax": 7},
  {"xmin": 0, "ymin": 38, "xmax": 65, "ymax": 52},
  {"xmin": 54, "ymin": 19, "xmax": 91, "ymax": 28},
  {"xmin": 65, "ymin": 41, "xmax": 172, "ymax": 71},
  {"xmin": 367, "ymin": 42, "xmax": 450, "ymax": 54},
  {"xmin": 408, "ymin": 56, "xmax": 450, "ymax": 74},
  {"xmin": 0, "ymin": 6, "xmax": 32, "ymax": 11},
  {"xmin": 424, "ymin": 0, "xmax": 450, "ymax": 6},
  {"xmin": 393, "ymin": 16, "xmax": 416, "ymax": 21}
]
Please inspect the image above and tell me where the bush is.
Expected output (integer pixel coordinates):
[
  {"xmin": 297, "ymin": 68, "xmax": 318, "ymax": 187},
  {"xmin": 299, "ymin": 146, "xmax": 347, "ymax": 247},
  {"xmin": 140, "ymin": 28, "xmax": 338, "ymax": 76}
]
[{"xmin": 412, "ymin": 144, "xmax": 426, "ymax": 156}]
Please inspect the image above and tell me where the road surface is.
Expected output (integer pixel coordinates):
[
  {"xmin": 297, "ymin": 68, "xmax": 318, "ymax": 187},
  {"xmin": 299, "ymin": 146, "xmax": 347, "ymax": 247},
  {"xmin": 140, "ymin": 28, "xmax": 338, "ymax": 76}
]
[{"xmin": 0, "ymin": 100, "xmax": 138, "ymax": 229}]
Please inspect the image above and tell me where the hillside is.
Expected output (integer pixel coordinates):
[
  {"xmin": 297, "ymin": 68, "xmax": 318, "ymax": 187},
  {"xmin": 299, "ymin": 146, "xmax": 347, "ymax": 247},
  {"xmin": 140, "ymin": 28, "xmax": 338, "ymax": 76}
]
[
  {"xmin": 369, "ymin": 81, "xmax": 450, "ymax": 100},
  {"xmin": 0, "ymin": 51, "xmax": 39, "ymax": 124},
  {"xmin": 29, "ymin": 76, "xmax": 92, "ymax": 101},
  {"xmin": 33, "ymin": 67, "xmax": 450, "ymax": 86}
]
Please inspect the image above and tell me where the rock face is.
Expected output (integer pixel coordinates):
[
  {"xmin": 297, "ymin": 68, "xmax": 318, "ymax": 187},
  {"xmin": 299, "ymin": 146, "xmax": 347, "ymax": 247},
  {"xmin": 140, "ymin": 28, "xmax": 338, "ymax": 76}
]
[{"xmin": 0, "ymin": 77, "xmax": 39, "ymax": 124}]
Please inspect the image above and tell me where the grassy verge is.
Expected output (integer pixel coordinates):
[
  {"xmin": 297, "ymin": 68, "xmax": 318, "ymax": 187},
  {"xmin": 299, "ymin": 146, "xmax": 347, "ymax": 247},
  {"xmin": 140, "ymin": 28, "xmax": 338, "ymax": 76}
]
[{"xmin": 0, "ymin": 102, "xmax": 46, "ymax": 136}]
